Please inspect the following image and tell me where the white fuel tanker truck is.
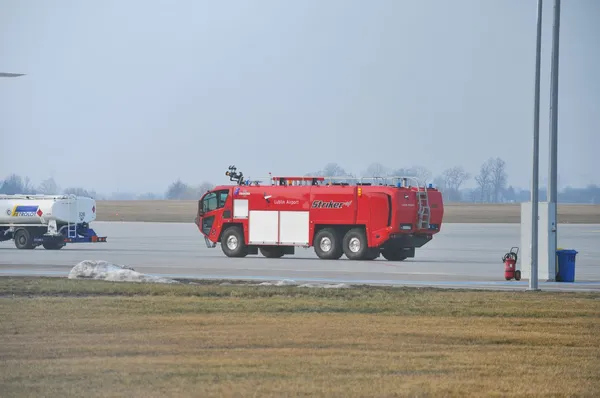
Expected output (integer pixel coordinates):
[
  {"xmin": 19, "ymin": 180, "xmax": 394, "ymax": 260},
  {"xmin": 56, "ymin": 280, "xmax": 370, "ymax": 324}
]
[{"xmin": 0, "ymin": 194, "xmax": 107, "ymax": 250}]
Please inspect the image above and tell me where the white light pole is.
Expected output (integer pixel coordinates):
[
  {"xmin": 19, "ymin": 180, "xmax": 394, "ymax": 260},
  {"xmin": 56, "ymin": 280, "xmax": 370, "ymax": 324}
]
[
  {"xmin": 547, "ymin": 0, "xmax": 561, "ymax": 280},
  {"xmin": 529, "ymin": 0, "xmax": 543, "ymax": 291}
]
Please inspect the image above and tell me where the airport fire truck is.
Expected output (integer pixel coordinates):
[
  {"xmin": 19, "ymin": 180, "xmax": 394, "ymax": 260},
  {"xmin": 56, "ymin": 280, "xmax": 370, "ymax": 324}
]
[{"xmin": 194, "ymin": 166, "xmax": 444, "ymax": 261}]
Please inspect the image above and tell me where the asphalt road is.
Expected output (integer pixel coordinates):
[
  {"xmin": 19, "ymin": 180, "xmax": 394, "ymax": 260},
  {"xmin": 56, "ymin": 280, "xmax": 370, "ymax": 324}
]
[{"xmin": 1, "ymin": 222, "xmax": 599, "ymax": 292}]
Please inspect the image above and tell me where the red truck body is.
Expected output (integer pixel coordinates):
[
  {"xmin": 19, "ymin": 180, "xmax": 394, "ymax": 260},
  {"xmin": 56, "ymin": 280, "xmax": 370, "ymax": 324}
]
[{"xmin": 195, "ymin": 168, "xmax": 444, "ymax": 261}]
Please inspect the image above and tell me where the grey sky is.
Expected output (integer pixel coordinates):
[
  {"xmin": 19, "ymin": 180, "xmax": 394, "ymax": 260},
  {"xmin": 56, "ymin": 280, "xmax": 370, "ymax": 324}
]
[{"xmin": 1, "ymin": 0, "xmax": 598, "ymax": 194}]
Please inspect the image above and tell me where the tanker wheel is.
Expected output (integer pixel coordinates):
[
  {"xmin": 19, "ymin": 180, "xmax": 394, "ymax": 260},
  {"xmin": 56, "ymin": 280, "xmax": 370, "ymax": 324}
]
[
  {"xmin": 260, "ymin": 247, "xmax": 284, "ymax": 258},
  {"xmin": 220, "ymin": 226, "xmax": 248, "ymax": 258},
  {"xmin": 343, "ymin": 228, "xmax": 369, "ymax": 260},
  {"xmin": 381, "ymin": 248, "xmax": 407, "ymax": 262},
  {"xmin": 43, "ymin": 241, "xmax": 65, "ymax": 250},
  {"xmin": 14, "ymin": 228, "xmax": 35, "ymax": 250},
  {"xmin": 314, "ymin": 228, "xmax": 343, "ymax": 260},
  {"xmin": 514, "ymin": 270, "xmax": 522, "ymax": 281}
]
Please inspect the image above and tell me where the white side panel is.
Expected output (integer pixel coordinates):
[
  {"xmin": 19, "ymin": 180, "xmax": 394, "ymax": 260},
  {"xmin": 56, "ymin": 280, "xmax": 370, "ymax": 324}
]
[
  {"xmin": 248, "ymin": 210, "xmax": 279, "ymax": 244},
  {"xmin": 520, "ymin": 202, "xmax": 532, "ymax": 279},
  {"xmin": 233, "ymin": 199, "xmax": 249, "ymax": 219},
  {"xmin": 520, "ymin": 202, "xmax": 553, "ymax": 281},
  {"xmin": 541, "ymin": 202, "xmax": 552, "ymax": 281},
  {"xmin": 279, "ymin": 211, "xmax": 309, "ymax": 245}
]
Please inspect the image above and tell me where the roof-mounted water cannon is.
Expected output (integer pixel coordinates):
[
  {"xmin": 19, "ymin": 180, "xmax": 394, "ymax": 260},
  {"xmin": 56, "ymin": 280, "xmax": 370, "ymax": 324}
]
[{"xmin": 225, "ymin": 165, "xmax": 246, "ymax": 185}]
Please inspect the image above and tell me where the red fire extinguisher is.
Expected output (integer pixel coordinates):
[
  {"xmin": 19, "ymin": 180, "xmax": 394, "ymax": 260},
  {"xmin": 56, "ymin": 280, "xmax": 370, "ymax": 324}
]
[{"xmin": 503, "ymin": 247, "xmax": 521, "ymax": 281}]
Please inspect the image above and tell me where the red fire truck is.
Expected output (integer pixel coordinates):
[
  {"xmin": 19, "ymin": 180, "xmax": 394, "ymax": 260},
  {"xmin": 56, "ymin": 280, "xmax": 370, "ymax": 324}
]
[{"xmin": 194, "ymin": 166, "xmax": 444, "ymax": 261}]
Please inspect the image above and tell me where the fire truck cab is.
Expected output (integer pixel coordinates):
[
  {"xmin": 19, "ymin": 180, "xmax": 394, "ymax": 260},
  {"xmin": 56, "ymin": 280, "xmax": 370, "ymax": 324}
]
[{"xmin": 195, "ymin": 166, "xmax": 444, "ymax": 261}]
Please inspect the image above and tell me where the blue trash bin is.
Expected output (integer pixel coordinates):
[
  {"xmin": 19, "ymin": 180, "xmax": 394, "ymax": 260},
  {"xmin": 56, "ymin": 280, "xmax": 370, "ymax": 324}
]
[{"xmin": 556, "ymin": 249, "xmax": 578, "ymax": 282}]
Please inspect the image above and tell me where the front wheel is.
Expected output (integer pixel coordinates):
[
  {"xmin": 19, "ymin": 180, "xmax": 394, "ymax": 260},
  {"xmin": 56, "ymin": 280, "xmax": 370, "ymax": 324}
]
[
  {"xmin": 363, "ymin": 248, "xmax": 380, "ymax": 260},
  {"xmin": 220, "ymin": 226, "xmax": 248, "ymax": 257},
  {"xmin": 381, "ymin": 248, "xmax": 408, "ymax": 261}
]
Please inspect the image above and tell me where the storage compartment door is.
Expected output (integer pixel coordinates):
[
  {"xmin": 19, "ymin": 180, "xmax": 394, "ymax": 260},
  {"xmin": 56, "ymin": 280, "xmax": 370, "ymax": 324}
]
[
  {"xmin": 248, "ymin": 210, "xmax": 279, "ymax": 244},
  {"xmin": 233, "ymin": 199, "xmax": 248, "ymax": 219},
  {"xmin": 278, "ymin": 211, "xmax": 309, "ymax": 245}
]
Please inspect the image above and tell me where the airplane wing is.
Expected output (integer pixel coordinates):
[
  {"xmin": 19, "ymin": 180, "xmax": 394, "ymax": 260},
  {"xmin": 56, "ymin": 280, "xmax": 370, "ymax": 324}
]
[{"xmin": 0, "ymin": 72, "xmax": 25, "ymax": 77}]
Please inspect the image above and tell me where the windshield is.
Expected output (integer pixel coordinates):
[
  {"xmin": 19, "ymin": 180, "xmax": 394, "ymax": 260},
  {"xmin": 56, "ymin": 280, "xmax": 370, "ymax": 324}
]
[{"xmin": 201, "ymin": 190, "xmax": 229, "ymax": 213}]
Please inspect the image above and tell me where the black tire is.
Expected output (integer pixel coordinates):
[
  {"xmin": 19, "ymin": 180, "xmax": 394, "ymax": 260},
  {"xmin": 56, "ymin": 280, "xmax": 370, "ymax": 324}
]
[
  {"xmin": 381, "ymin": 248, "xmax": 407, "ymax": 261},
  {"xmin": 14, "ymin": 228, "xmax": 34, "ymax": 250},
  {"xmin": 220, "ymin": 226, "xmax": 248, "ymax": 257},
  {"xmin": 313, "ymin": 228, "xmax": 343, "ymax": 260},
  {"xmin": 342, "ymin": 228, "xmax": 369, "ymax": 260},
  {"xmin": 260, "ymin": 247, "xmax": 284, "ymax": 258},
  {"xmin": 514, "ymin": 270, "xmax": 522, "ymax": 281},
  {"xmin": 43, "ymin": 241, "xmax": 65, "ymax": 250},
  {"xmin": 363, "ymin": 248, "xmax": 380, "ymax": 260}
]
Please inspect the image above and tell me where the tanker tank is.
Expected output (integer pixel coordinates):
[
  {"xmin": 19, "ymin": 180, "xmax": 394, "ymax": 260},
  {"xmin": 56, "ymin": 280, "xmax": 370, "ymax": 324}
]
[{"xmin": 0, "ymin": 194, "xmax": 107, "ymax": 250}]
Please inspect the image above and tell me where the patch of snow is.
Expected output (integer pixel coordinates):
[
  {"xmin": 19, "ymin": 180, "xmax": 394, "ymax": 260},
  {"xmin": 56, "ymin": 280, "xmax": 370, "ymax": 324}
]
[
  {"xmin": 68, "ymin": 260, "xmax": 180, "ymax": 284},
  {"xmin": 298, "ymin": 283, "xmax": 351, "ymax": 289},
  {"xmin": 254, "ymin": 280, "xmax": 353, "ymax": 288},
  {"xmin": 257, "ymin": 279, "xmax": 298, "ymax": 286}
]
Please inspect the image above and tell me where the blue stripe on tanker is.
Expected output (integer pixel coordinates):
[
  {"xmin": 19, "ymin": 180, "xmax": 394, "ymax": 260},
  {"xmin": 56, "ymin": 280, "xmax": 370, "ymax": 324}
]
[{"xmin": 11, "ymin": 205, "xmax": 39, "ymax": 216}]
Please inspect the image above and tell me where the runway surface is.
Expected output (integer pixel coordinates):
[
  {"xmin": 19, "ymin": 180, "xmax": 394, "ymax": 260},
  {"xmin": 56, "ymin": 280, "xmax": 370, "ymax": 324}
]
[{"xmin": 1, "ymin": 222, "xmax": 599, "ymax": 292}]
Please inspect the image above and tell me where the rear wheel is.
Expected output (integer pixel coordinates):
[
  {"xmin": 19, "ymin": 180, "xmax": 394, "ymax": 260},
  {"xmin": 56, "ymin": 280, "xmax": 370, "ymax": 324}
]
[
  {"xmin": 14, "ymin": 228, "xmax": 34, "ymax": 250},
  {"xmin": 514, "ymin": 270, "xmax": 522, "ymax": 281},
  {"xmin": 313, "ymin": 228, "xmax": 343, "ymax": 260},
  {"xmin": 343, "ymin": 228, "xmax": 368, "ymax": 260},
  {"xmin": 220, "ymin": 226, "xmax": 248, "ymax": 257}
]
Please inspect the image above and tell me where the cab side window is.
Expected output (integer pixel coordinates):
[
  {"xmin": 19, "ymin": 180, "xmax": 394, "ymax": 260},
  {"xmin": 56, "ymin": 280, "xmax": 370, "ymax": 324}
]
[{"xmin": 218, "ymin": 191, "xmax": 229, "ymax": 208}]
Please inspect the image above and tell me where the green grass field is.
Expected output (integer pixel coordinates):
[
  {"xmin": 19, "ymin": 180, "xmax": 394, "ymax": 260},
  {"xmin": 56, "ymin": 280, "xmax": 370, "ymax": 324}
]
[{"xmin": 1, "ymin": 277, "xmax": 599, "ymax": 397}]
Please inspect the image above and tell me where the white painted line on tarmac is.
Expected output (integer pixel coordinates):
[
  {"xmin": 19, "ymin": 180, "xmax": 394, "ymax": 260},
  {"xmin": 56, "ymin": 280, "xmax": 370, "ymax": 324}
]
[{"xmin": 226, "ymin": 267, "xmax": 451, "ymax": 276}]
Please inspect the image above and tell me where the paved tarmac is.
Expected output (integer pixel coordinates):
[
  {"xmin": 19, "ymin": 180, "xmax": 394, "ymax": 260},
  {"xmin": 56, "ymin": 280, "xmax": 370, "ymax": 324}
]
[{"xmin": 1, "ymin": 222, "xmax": 599, "ymax": 292}]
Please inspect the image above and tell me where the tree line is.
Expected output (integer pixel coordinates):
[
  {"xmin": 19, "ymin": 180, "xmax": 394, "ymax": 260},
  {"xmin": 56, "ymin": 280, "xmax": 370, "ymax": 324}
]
[{"xmin": 2, "ymin": 158, "xmax": 599, "ymax": 204}]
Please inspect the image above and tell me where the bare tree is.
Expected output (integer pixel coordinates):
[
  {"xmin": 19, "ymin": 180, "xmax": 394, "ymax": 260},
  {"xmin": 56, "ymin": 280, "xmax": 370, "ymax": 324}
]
[
  {"xmin": 389, "ymin": 167, "xmax": 416, "ymax": 176},
  {"xmin": 383, "ymin": 165, "xmax": 431, "ymax": 185},
  {"xmin": 363, "ymin": 162, "xmax": 389, "ymax": 178},
  {"xmin": 475, "ymin": 159, "xmax": 493, "ymax": 203},
  {"xmin": 306, "ymin": 163, "xmax": 355, "ymax": 183},
  {"xmin": 432, "ymin": 175, "xmax": 447, "ymax": 196},
  {"xmin": 441, "ymin": 166, "xmax": 470, "ymax": 202},
  {"xmin": 411, "ymin": 165, "xmax": 432, "ymax": 185},
  {"xmin": 165, "ymin": 179, "xmax": 190, "ymax": 199},
  {"xmin": 490, "ymin": 157, "xmax": 508, "ymax": 203},
  {"xmin": 195, "ymin": 181, "xmax": 215, "ymax": 197},
  {"xmin": 38, "ymin": 177, "xmax": 60, "ymax": 194},
  {"xmin": 64, "ymin": 187, "xmax": 97, "ymax": 198},
  {"xmin": 0, "ymin": 174, "xmax": 37, "ymax": 194},
  {"xmin": 321, "ymin": 163, "xmax": 352, "ymax": 177}
]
